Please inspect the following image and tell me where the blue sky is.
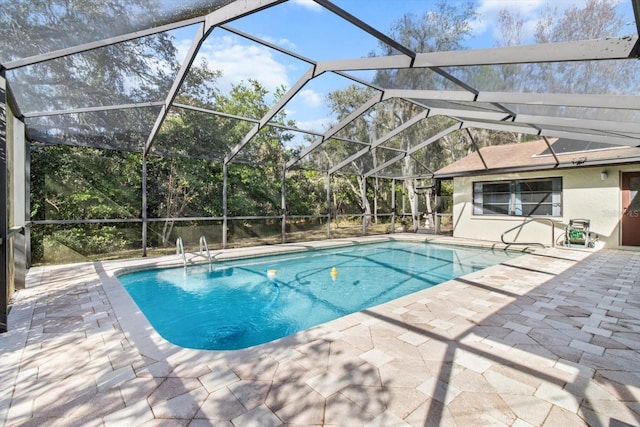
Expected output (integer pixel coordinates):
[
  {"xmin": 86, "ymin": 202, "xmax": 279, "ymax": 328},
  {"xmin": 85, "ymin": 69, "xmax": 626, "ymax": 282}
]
[{"xmin": 173, "ymin": 0, "xmax": 636, "ymax": 134}]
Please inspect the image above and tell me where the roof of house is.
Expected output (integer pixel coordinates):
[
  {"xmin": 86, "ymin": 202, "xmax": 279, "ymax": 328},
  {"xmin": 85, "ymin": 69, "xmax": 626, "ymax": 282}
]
[{"xmin": 434, "ymin": 138, "xmax": 640, "ymax": 178}]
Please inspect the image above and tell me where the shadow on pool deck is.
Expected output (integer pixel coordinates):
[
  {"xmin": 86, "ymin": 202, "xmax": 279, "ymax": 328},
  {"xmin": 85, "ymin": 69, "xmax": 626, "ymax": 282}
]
[{"xmin": 2, "ymin": 238, "xmax": 640, "ymax": 426}]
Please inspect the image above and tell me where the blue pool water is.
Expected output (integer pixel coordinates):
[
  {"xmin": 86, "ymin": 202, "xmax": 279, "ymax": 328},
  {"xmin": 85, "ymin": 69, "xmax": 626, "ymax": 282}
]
[{"xmin": 119, "ymin": 241, "xmax": 519, "ymax": 350}]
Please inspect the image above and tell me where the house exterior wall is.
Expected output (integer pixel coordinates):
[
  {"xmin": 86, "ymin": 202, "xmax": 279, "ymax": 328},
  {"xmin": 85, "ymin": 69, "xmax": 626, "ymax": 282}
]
[{"xmin": 451, "ymin": 164, "xmax": 640, "ymax": 247}]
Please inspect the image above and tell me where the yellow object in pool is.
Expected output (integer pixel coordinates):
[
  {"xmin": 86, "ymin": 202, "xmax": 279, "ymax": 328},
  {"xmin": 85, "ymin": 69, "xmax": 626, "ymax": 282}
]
[{"xmin": 330, "ymin": 266, "xmax": 338, "ymax": 281}]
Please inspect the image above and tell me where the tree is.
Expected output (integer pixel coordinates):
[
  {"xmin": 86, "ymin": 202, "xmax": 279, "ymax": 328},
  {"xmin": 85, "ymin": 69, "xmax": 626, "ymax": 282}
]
[
  {"xmin": 322, "ymin": 85, "xmax": 378, "ymax": 224},
  {"xmin": 374, "ymin": 1, "xmax": 477, "ymax": 90},
  {"xmin": 150, "ymin": 75, "xmax": 303, "ymax": 244},
  {"xmin": 496, "ymin": 0, "xmax": 639, "ymax": 96},
  {"xmin": 1, "ymin": 1, "xmax": 179, "ymax": 111},
  {"xmin": 30, "ymin": 145, "xmax": 142, "ymax": 258},
  {"xmin": 373, "ymin": 1, "xmax": 478, "ymax": 230},
  {"xmin": 319, "ymin": 0, "xmax": 480, "ymax": 227}
]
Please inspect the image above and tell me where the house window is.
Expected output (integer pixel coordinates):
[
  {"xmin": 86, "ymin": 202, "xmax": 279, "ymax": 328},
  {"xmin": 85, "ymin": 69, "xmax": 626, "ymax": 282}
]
[{"xmin": 473, "ymin": 178, "xmax": 562, "ymax": 216}]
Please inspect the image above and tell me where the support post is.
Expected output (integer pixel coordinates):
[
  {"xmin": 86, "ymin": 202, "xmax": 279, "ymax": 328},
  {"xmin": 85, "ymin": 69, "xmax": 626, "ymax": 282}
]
[
  {"xmin": 434, "ymin": 179, "xmax": 441, "ymax": 234},
  {"xmin": 391, "ymin": 179, "xmax": 396, "ymax": 233},
  {"xmin": 1, "ymin": 78, "xmax": 8, "ymax": 332},
  {"xmin": 361, "ymin": 177, "xmax": 367, "ymax": 235},
  {"xmin": 10, "ymin": 117, "xmax": 27, "ymax": 288},
  {"xmin": 141, "ymin": 153, "xmax": 147, "ymax": 257},
  {"xmin": 222, "ymin": 162, "xmax": 228, "ymax": 248},
  {"xmin": 25, "ymin": 136, "xmax": 31, "ymax": 268},
  {"xmin": 281, "ymin": 167, "xmax": 286, "ymax": 244},
  {"xmin": 402, "ymin": 180, "xmax": 406, "ymax": 219},
  {"xmin": 413, "ymin": 179, "xmax": 419, "ymax": 232},
  {"xmin": 326, "ymin": 173, "xmax": 331, "ymax": 239}
]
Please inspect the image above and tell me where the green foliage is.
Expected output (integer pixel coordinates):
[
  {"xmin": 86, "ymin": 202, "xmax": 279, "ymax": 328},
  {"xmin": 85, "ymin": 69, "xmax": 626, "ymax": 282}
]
[
  {"xmin": 0, "ymin": 0, "xmax": 179, "ymax": 112},
  {"xmin": 34, "ymin": 0, "xmax": 630, "ymax": 263},
  {"xmin": 286, "ymin": 170, "xmax": 327, "ymax": 216},
  {"xmin": 227, "ymin": 163, "xmax": 281, "ymax": 217},
  {"xmin": 51, "ymin": 225, "xmax": 131, "ymax": 255},
  {"xmin": 29, "ymin": 63, "xmax": 327, "ymax": 261},
  {"xmin": 30, "ymin": 145, "xmax": 142, "ymax": 221}
]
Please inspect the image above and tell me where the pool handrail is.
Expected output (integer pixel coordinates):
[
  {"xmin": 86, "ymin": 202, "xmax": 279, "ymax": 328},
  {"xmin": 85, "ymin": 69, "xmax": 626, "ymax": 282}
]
[
  {"xmin": 501, "ymin": 218, "xmax": 556, "ymax": 249},
  {"xmin": 199, "ymin": 235, "xmax": 213, "ymax": 269},
  {"xmin": 176, "ymin": 236, "xmax": 187, "ymax": 268}
]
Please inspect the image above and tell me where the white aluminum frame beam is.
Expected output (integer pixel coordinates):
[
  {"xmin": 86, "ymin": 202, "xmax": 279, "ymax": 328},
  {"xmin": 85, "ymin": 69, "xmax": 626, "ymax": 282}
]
[
  {"xmin": 328, "ymin": 146, "xmax": 370, "ymax": 175},
  {"xmin": 405, "ymin": 124, "xmax": 464, "ymax": 157},
  {"xmin": 477, "ymin": 92, "xmax": 640, "ymax": 110},
  {"xmin": 144, "ymin": 0, "xmax": 285, "ymax": 156},
  {"xmin": 537, "ymin": 128, "xmax": 639, "ymax": 146},
  {"xmin": 631, "ymin": 0, "xmax": 640, "ymax": 36},
  {"xmin": 172, "ymin": 102, "xmax": 370, "ymax": 145},
  {"xmin": 313, "ymin": 36, "xmax": 638, "ymax": 73},
  {"xmin": 144, "ymin": 23, "xmax": 206, "ymax": 155},
  {"xmin": 22, "ymin": 101, "xmax": 165, "ymax": 118},
  {"xmin": 5, "ymin": 0, "xmax": 640, "ymax": 182},
  {"xmin": 429, "ymin": 108, "xmax": 511, "ymax": 122},
  {"xmin": 461, "ymin": 119, "xmax": 638, "ymax": 147},
  {"xmin": 2, "ymin": 17, "xmax": 205, "ymax": 70},
  {"xmin": 414, "ymin": 35, "xmax": 638, "ymax": 67},
  {"xmin": 313, "ymin": 0, "xmax": 415, "ymax": 60},
  {"xmin": 382, "ymin": 89, "xmax": 476, "ymax": 103},
  {"xmin": 542, "ymin": 136, "xmax": 560, "ymax": 166},
  {"xmin": 363, "ymin": 153, "xmax": 406, "ymax": 178},
  {"xmin": 465, "ymin": 129, "xmax": 489, "ymax": 170},
  {"xmin": 316, "ymin": 56, "xmax": 412, "ymax": 75},
  {"xmin": 461, "ymin": 120, "xmax": 538, "ymax": 135},
  {"xmin": 415, "ymin": 36, "xmax": 639, "ymax": 67},
  {"xmin": 285, "ymin": 91, "xmax": 384, "ymax": 169},
  {"xmin": 26, "ymin": 89, "xmax": 640, "ymax": 120},
  {"xmin": 226, "ymin": 66, "xmax": 316, "ymax": 163},
  {"xmin": 220, "ymin": 24, "xmax": 315, "ymax": 65},
  {"xmin": 328, "ymin": 110, "xmax": 428, "ymax": 174},
  {"xmin": 364, "ymin": 123, "xmax": 463, "ymax": 178},
  {"xmin": 514, "ymin": 114, "xmax": 640, "ymax": 135},
  {"xmin": 315, "ymin": 1, "xmax": 481, "ymax": 93},
  {"xmin": 2, "ymin": 0, "xmax": 288, "ymax": 70}
]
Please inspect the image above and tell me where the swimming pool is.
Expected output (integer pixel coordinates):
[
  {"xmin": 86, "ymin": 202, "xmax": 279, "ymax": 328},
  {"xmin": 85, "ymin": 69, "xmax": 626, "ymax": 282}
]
[{"xmin": 119, "ymin": 241, "xmax": 519, "ymax": 350}]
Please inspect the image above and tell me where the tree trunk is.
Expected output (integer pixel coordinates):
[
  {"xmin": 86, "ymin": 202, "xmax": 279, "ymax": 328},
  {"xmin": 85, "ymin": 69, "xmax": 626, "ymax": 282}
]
[
  {"xmin": 424, "ymin": 188, "xmax": 433, "ymax": 229},
  {"xmin": 345, "ymin": 176, "xmax": 372, "ymax": 226},
  {"xmin": 359, "ymin": 176, "xmax": 372, "ymax": 226},
  {"xmin": 162, "ymin": 220, "xmax": 175, "ymax": 246},
  {"xmin": 402, "ymin": 159, "xmax": 419, "ymax": 232},
  {"xmin": 373, "ymin": 177, "xmax": 379, "ymax": 224}
]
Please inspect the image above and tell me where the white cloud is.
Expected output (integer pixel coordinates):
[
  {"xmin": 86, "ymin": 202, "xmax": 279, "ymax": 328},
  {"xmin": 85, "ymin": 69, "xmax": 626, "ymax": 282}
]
[
  {"xmin": 207, "ymin": 36, "xmax": 289, "ymax": 91},
  {"xmin": 290, "ymin": 116, "xmax": 333, "ymax": 133},
  {"xmin": 260, "ymin": 35, "xmax": 298, "ymax": 51},
  {"xmin": 471, "ymin": 0, "xmax": 546, "ymax": 43},
  {"xmin": 298, "ymin": 89, "xmax": 323, "ymax": 108},
  {"xmin": 176, "ymin": 38, "xmax": 195, "ymax": 63},
  {"xmin": 290, "ymin": 0, "xmax": 324, "ymax": 12},
  {"xmin": 472, "ymin": 0, "xmax": 590, "ymax": 45},
  {"xmin": 177, "ymin": 35, "xmax": 290, "ymax": 94}
]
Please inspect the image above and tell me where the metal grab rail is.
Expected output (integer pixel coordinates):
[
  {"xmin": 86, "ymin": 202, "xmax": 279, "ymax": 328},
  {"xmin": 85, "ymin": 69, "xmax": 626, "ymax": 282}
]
[
  {"xmin": 199, "ymin": 235, "xmax": 213, "ymax": 269},
  {"xmin": 176, "ymin": 236, "xmax": 186, "ymax": 268},
  {"xmin": 500, "ymin": 218, "xmax": 556, "ymax": 248}
]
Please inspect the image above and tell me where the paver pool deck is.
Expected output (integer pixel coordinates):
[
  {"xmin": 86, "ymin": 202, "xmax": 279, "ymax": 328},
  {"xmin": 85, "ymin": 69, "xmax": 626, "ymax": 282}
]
[{"xmin": 1, "ymin": 235, "xmax": 639, "ymax": 426}]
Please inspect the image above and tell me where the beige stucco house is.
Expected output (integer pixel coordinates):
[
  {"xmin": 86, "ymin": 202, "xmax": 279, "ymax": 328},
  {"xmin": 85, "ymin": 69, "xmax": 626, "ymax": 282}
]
[{"xmin": 434, "ymin": 138, "xmax": 640, "ymax": 248}]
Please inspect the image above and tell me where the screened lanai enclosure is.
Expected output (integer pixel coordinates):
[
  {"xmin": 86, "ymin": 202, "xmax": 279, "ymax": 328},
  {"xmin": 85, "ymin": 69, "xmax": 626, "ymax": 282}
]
[{"xmin": 1, "ymin": 0, "xmax": 639, "ymax": 330}]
